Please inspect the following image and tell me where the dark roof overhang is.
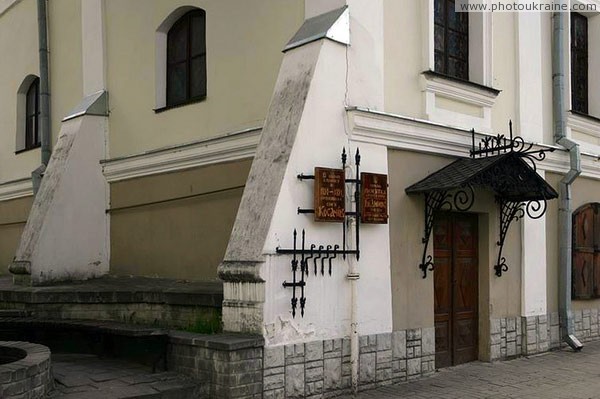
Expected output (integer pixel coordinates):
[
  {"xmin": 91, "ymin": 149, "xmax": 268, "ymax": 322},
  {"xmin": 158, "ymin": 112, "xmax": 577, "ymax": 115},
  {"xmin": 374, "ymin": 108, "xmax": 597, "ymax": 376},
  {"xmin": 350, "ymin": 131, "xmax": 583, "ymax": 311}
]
[{"xmin": 405, "ymin": 151, "xmax": 558, "ymax": 202}]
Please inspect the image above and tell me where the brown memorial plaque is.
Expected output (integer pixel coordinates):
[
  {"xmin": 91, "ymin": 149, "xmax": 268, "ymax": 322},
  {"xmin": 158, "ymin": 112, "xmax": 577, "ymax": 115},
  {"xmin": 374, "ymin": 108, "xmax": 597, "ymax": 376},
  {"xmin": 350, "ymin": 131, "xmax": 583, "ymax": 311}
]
[
  {"xmin": 361, "ymin": 172, "xmax": 388, "ymax": 224},
  {"xmin": 314, "ymin": 167, "xmax": 346, "ymax": 222}
]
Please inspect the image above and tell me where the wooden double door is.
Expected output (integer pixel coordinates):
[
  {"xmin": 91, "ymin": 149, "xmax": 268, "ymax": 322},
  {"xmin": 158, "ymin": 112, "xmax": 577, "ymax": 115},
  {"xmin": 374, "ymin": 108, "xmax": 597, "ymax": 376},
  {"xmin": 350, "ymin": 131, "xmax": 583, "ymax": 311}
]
[{"xmin": 433, "ymin": 212, "xmax": 479, "ymax": 368}]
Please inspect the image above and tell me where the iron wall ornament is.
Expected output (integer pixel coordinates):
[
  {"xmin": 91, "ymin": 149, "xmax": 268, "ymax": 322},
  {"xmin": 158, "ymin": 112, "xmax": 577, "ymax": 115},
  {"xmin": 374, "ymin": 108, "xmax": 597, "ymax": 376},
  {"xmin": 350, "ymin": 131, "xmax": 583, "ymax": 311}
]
[
  {"xmin": 419, "ymin": 185, "xmax": 475, "ymax": 278},
  {"xmin": 470, "ymin": 120, "xmax": 554, "ymax": 170},
  {"xmin": 278, "ymin": 148, "xmax": 363, "ymax": 317},
  {"xmin": 494, "ymin": 197, "xmax": 547, "ymax": 277}
]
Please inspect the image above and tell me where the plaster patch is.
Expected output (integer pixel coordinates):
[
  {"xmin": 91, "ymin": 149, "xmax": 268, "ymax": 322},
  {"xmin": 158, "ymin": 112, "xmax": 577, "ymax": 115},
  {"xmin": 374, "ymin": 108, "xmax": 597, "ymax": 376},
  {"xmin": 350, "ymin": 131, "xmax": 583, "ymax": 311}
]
[{"xmin": 264, "ymin": 316, "xmax": 316, "ymax": 346}]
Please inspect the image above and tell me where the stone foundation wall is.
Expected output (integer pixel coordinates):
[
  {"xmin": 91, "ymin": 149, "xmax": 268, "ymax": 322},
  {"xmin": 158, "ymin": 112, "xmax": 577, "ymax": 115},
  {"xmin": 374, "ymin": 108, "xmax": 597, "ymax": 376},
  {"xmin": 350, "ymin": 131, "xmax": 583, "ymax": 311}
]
[
  {"xmin": 262, "ymin": 328, "xmax": 435, "ymax": 398},
  {"xmin": 572, "ymin": 309, "xmax": 600, "ymax": 342},
  {"xmin": 490, "ymin": 316, "xmax": 522, "ymax": 360},
  {"xmin": 490, "ymin": 312, "xmax": 561, "ymax": 361}
]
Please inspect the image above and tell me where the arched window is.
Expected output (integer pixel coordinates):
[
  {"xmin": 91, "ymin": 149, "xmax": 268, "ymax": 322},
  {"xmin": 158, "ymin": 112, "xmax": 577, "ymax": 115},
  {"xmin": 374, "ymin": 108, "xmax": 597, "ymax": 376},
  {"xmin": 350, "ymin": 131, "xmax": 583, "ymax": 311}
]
[
  {"xmin": 25, "ymin": 78, "xmax": 41, "ymax": 150},
  {"xmin": 166, "ymin": 9, "xmax": 206, "ymax": 107},
  {"xmin": 16, "ymin": 75, "xmax": 41, "ymax": 153}
]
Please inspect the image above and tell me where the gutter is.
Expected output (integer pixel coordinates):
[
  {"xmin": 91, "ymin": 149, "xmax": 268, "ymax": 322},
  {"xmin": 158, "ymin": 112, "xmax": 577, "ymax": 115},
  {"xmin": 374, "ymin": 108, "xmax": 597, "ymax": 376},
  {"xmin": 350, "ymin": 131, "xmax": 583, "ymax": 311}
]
[
  {"xmin": 33, "ymin": 0, "xmax": 51, "ymax": 194},
  {"xmin": 552, "ymin": 10, "xmax": 583, "ymax": 351}
]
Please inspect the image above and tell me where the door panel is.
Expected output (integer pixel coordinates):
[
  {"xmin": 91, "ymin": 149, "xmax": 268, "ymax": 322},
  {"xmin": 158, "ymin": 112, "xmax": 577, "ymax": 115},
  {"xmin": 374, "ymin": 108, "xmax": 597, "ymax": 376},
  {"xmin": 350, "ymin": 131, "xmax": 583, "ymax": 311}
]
[{"xmin": 434, "ymin": 212, "xmax": 478, "ymax": 368}]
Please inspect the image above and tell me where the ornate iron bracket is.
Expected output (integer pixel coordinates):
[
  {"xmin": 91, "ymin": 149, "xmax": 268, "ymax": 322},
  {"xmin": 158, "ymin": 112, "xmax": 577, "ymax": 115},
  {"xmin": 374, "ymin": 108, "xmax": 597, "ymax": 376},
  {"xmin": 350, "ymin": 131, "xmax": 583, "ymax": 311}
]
[
  {"xmin": 419, "ymin": 186, "xmax": 475, "ymax": 279},
  {"xmin": 494, "ymin": 197, "xmax": 547, "ymax": 277}
]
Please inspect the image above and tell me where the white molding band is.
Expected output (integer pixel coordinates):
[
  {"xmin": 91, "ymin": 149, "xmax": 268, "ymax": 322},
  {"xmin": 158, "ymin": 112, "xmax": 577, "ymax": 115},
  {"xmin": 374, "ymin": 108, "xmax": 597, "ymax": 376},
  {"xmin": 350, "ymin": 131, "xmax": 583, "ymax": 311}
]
[
  {"xmin": 102, "ymin": 127, "xmax": 262, "ymax": 182},
  {"xmin": 0, "ymin": 178, "xmax": 33, "ymax": 201},
  {"xmin": 347, "ymin": 107, "xmax": 600, "ymax": 180}
]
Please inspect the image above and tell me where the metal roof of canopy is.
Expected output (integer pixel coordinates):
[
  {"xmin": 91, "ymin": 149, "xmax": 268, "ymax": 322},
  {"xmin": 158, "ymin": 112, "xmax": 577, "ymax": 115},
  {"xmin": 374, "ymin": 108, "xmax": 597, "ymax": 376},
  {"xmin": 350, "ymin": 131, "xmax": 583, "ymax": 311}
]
[{"xmin": 405, "ymin": 151, "xmax": 558, "ymax": 202}]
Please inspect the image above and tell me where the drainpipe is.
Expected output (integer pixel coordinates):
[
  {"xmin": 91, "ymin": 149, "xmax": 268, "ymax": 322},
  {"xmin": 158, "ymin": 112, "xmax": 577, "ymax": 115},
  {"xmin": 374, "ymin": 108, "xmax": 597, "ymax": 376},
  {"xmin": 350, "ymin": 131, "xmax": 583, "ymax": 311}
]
[
  {"xmin": 552, "ymin": 10, "xmax": 583, "ymax": 351},
  {"xmin": 33, "ymin": 0, "xmax": 51, "ymax": 194},
  {"xmin": 345, "ymin": 161, "xmax": 360, "ymax": 394}
]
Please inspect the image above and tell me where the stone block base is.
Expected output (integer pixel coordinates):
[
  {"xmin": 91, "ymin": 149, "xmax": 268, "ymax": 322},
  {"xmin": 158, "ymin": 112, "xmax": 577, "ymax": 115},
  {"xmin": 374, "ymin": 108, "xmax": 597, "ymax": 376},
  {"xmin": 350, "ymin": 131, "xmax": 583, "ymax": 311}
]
[
  {"xmin": 262, "ymin": 328, "xmax": 434, "ymax": 398},
  {"xmin": 490, "ymin": 312, "xmax": 561, "ymax": 361}
]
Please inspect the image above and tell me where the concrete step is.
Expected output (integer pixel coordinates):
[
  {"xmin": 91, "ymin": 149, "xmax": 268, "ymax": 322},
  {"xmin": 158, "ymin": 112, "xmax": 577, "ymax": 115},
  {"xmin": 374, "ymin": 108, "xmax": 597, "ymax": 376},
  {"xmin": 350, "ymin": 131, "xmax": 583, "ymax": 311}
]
[{"xmin": 46, "ymin": 353, "xmax": 207, "ymax": 399}]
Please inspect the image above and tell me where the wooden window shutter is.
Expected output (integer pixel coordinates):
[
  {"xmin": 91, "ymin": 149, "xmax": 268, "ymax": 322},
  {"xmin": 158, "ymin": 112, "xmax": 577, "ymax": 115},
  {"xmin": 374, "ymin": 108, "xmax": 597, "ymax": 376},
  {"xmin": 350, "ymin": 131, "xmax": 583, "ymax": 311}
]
[{"xmin": 573, "ymin": 204, "xmax": 595, "ymax": 299}]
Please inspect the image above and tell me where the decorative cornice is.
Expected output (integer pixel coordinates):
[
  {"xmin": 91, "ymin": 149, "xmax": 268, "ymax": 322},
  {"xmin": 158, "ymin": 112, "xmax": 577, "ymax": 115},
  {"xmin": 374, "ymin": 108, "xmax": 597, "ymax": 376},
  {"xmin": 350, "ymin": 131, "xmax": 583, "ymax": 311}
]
[
  {"xmin": 0, "ymin": 177, "xmax": 33, "ymax": 201},
  {"xmin": 102, "ymin": 127, "xmax": 261, "ymax": 182},
  {"xmin": 347, "ymin": 107, "xmax": 600, "ymax": 180}
]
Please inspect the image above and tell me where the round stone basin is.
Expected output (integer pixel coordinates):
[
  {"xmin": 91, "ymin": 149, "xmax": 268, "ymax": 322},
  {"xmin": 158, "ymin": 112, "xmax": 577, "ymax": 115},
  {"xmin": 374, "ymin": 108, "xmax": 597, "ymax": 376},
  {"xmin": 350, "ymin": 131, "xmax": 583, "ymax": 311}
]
[
  {"xmin": 0, "ymin": 346, "xmax": 26, "ymax": 365},
  {"xmin": 0, "ymin": 342, "xmax": 53, "ymax": 398}
]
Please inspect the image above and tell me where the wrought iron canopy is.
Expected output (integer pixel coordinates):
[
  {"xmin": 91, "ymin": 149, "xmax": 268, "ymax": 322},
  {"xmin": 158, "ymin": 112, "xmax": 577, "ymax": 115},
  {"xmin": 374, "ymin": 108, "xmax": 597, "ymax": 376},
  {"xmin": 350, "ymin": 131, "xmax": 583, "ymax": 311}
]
[
  {"xmin": 405, "ymin": 152, "xmax": 558, "ymax": 202},
  {"xmin": 405, "ymin": 122, "xmax": 558, "ymax": 278}
]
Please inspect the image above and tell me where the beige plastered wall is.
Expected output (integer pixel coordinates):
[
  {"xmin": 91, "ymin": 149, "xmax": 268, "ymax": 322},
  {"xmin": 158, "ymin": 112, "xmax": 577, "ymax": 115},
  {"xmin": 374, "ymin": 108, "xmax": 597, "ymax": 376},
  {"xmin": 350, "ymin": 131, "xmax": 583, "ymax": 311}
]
[
  {"xmin": 383, "ymin": 1, "xmax": 518, "ymax": 135},
  {"xmin": 388, "ymin": 149, "xmax": 522, "ymax": 357},
  {"xmin": 0, "ymin": 0, "xmax": 83, "ymax": 184},
  {"xmin": 0, "ymin": 0, "xmax": 40, "ymax": 183},
  {"xmin": 48, "ymin": 0, "xmax": 83, "ymax": 146},
  {"xmin": 109, "ymin": 159, "xmax": 251, "ymax": 281},
  {"xmin": 546, "ymin": 172, "xmax": 600, "ymax": 313},
  {"xmin": 104, "ymin": 0, "xmax": 304, "ymax": 158},
  {"xmin": 0, "ymin": 197, "xmax": 33, "ymax": 275}
]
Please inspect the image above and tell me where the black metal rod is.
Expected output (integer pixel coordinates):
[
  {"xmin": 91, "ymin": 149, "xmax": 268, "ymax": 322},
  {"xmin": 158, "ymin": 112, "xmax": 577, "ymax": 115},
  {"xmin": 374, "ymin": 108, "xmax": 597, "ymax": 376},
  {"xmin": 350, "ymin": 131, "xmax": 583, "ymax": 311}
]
[
  {"xmin": 355, "ymin": 148, "xmax": 361, "ymax": 261},
  {"xmin": 297, "ymin": 174, "xmax": 315, "ymax": 180},
  {"xmin": 277, "ymin": 249, "xmax": 359, "ymax": 255},
  {"xmin": 283, "ymin": 281, "xmax": 306, "ymax": 288},
  {"xmin": 471, "ymin": 129, "xmax": 475, "ymax": 158},
  {"xmin": 298, "ymin": 208, "xmax": 315, "ymax": 214},
  {"xmin": 342, "ymin": 147, "xmax": 347, "ymax": 260},
  {"xmin": 300, "ymin": 230, "xmax": 306, "ymax": 317},
  {"xmin": 291, "ymin": 229, "xmax": 298, "ymax": 318}
]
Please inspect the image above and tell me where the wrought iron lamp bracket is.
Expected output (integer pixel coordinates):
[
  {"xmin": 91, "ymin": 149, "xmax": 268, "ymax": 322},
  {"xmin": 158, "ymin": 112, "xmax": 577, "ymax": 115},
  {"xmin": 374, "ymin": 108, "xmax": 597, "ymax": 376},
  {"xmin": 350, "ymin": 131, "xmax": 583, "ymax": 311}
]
[{"xmin": 419, "ymin": 185, "xmax": 475, "ymax": 279}]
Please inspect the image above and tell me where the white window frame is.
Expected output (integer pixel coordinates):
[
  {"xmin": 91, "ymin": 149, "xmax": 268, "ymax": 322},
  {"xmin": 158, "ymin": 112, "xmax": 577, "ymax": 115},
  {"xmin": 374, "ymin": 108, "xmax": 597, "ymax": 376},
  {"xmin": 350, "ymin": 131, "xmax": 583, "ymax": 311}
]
[
  {"xmin": 422, "ymin": 0, "xmax": 497, "ymax": 132},
  {"xmin": 566, "ymin": 2, "xmax": 600, "ymax": 153}
]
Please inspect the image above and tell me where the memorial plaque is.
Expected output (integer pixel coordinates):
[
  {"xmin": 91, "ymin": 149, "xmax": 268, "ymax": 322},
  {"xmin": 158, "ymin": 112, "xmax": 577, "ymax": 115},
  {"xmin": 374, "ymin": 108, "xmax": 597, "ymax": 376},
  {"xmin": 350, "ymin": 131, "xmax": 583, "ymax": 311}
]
[
  {"xmin": 314, "ymin": 167, "xmax": 346, "ymax": 222},
  {"xmin": 361, "ymin": 172, "xmax": 388, "ymax": 224}
]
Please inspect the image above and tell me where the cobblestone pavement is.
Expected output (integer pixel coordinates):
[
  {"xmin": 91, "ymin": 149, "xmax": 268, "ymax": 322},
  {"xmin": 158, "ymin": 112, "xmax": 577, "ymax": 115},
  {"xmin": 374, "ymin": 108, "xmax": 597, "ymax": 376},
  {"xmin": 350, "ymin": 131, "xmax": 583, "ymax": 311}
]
[
  {"xmin": 47, "ymin": 353, "xmax": 203, "ymax": 398},
  {"xmin": 356, "ymin": 341, "xmax": 600, "ymax": 399}
]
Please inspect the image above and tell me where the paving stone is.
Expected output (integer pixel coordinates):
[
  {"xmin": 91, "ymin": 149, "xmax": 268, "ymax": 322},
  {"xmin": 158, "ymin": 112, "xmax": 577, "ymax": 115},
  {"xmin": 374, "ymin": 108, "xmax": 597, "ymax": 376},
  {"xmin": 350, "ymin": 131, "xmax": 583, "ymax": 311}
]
[
  {"xmin": 49, "ymin": 354, "xmax": 203, "ymax": 398},
  {"xmin": 357, "ymin": 341, "xmax": 600, "ymax": 399}
]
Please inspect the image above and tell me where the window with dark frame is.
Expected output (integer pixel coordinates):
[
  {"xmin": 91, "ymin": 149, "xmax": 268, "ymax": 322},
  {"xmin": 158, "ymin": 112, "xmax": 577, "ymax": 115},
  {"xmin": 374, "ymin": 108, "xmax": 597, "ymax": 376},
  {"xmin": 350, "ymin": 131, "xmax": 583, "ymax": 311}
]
[
  {"xmin": 167, "ymin": 9, "xmax": 206, "ymax": 107},
  {"xmin": 434, "ymin": 0, "xmax": 469, "ymax": 81},
  {"xmin": 571, "ymin": 12, "xmax": 588, "ymax": 115},
  {"xmin": 24, "ymin": 77, "xmax": 40, "ymax": 151},
  {"xmin": 572, "ymin": 203, "xmax": 600, "ymax": 299}
]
